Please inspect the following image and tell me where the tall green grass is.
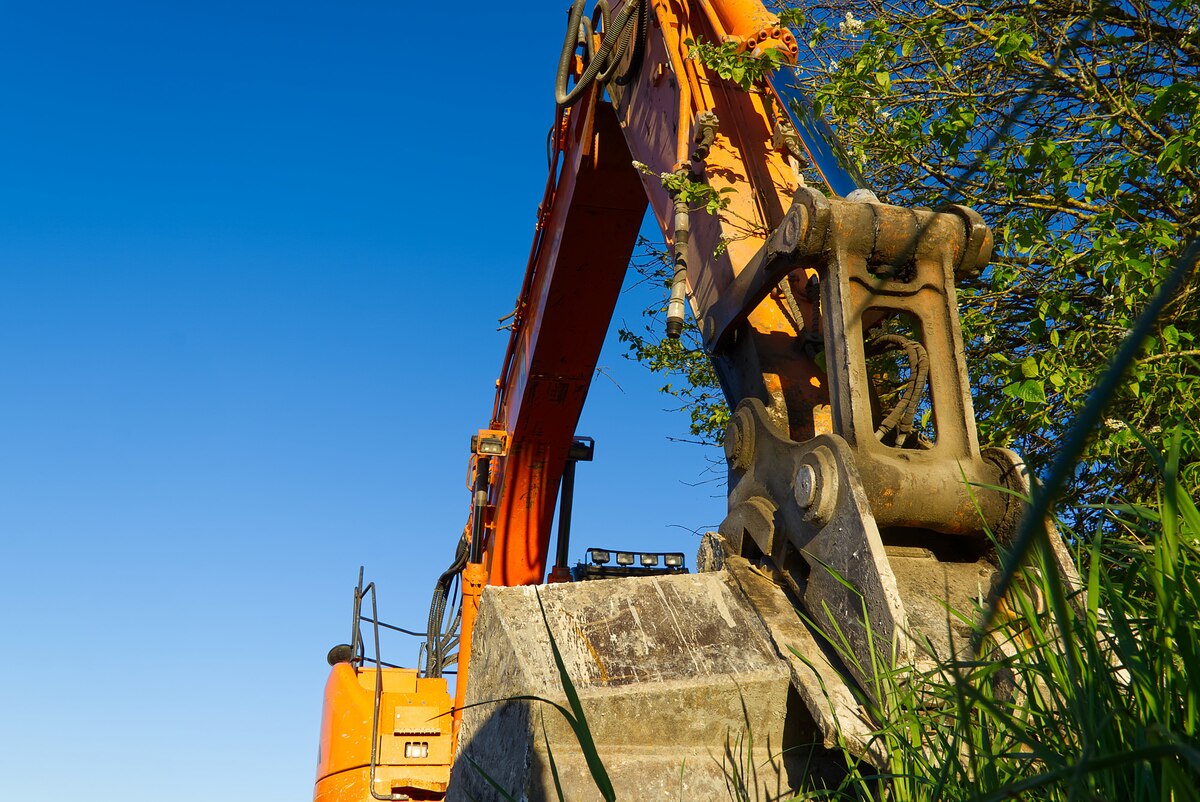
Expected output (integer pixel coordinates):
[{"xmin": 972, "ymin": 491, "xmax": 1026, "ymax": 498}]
[{"xmin": 805, "ymin": 431, "xmax": 1200, "ymax": 801}]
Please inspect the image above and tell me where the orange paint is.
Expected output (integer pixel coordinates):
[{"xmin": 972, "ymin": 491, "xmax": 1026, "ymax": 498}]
[
  {"xmin": 450, "ymin": 561, "xmax": 487, "ymax": 742},
  {"xmin": 314, "ymin": 664, "xmax": 452, "ymax": 801}
]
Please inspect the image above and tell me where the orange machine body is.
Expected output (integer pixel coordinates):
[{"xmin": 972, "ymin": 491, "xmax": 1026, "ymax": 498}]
[{"xmin": 314, "ymin": 664, "xmax": 453, "ymax": 802}]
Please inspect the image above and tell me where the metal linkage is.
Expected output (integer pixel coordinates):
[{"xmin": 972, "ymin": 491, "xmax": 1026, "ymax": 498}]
[{"xmin": 714, "ymin": 187, "xmax": 1050, "ymax": 691}]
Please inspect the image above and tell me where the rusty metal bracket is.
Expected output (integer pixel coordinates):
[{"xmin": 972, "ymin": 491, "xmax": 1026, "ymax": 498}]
[
  {"xmin": 721, "ymin": 399, "xmax": 912, "ymax": 691},
  {"xmin": 691, "ymin": 110, "xmax": 720, "ymax": 162},
  {"xmin": 714, "ymin": 188, "xmax": 1053, "ymax": 695}
]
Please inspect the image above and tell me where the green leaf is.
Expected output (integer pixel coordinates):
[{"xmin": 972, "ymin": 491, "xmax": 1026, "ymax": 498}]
[
  {"xmin": 1002, "ymin": 379, "xmax": 1046, "ymax": 403},
  {"xmin": 1020, "ymin": 356, "xmax": 1039, "ymax": 378}
]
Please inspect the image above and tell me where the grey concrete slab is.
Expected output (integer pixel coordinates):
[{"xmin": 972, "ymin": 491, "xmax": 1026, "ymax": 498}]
[{"xmin": 447, "ymin": 566, "xmax": 856, "ymax": 801}]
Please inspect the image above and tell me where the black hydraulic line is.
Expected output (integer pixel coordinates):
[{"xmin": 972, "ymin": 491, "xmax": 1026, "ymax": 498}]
[
  {"xmin": 555, "ymin": 0, "xmax": 642, "ymax": 107},
  {"xmin": 423, "ymin": 533, "xmax": 468, "ymax": 678},
  {"xmin": 468, "ymin": 457, "xmax": 490, "ymax": 564},
  {"xmin": 589, "ymin": 0, "xmax": 611, "ymax": 45},
  {"xmin": 778, "ymin": 275, "xmax": 805, "ymax": 333},
  {"xmin": 868, "ymin": 333, "xmax": 930, "ymax": 446},
  {"xmin": 613, "ymin": 0, "xmax": 647, "ymax": 86},
  {"xmin": 592, "ymin": 0, "xmax": 637, "ymax": 85}
]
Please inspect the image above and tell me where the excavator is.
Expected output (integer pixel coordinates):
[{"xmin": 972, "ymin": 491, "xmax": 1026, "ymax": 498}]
[{"xmin": 313, "ymin": 1, "xmax": 1078, "ymax": 799}]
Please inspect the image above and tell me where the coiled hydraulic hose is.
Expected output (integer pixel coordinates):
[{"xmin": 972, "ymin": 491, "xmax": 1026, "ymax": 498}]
[
  {"xmin": 613, "ymin": 0, "xmax": 647, "ymax": 86},
  {"xmin": 423, "ymin": 533, "xmax": 468, "ymax": 678},
  {"xmin": 868, "ymin": 333, "xmax": 931, "ymax": 448},
  {"xmin": 555, "ymin": 0, "xmax": 646, "ymax": 107}
]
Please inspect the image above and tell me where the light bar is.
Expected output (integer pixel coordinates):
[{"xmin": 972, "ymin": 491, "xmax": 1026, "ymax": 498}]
[{"xmin": 572, "ymin": 547, "xmax": 689, "ymax": 581}]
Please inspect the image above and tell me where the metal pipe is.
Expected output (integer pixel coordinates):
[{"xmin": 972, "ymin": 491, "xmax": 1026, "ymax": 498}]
[
  {"xmin": 666, "ymin": 187, "xmax": 691, "ymax": 338},
  {"xmin": 468, "ymin": 457, "xmax": 491, "ymax": 564},
  {"xmin": 697, "ymin": 0, "xmax": 729, "ymax": 40},
  {"xmin": 553, "ymin": 458, "xmax": 578, "ymax": 574}
]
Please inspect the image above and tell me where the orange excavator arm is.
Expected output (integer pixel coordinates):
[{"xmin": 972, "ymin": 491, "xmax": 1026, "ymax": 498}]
[
  {"xmin": 482, "ymin": 84, "xmax": 646, "ymax": 590},
  {"xmin": 478, "ymin": 0, "xmax": 863, "ymax": 591}
]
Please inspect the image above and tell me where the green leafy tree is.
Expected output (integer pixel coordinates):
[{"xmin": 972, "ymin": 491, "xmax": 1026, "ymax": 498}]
[
  {"xmin": 624, "ymin": 0, "xmax": 1200, "ymax": 516},
  {"xmin": 619, "ymin": 239, "xmax": 731, "ymax": 443}
]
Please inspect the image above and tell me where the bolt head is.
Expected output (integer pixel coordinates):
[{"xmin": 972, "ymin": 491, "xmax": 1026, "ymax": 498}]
[
  {"xmin": 794, "ymin": 464, "xmax": 817, "ymax": 508},
  {"xmin": 724, "ymin": 408, "xmax": 756, "ymax": 472}
]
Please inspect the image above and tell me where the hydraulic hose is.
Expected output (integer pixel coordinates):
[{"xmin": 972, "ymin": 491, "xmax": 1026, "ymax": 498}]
[
  {"xmin": 423, "ymin": 533, "xmax": 467, "ymax": 678},
  {"xmin": 613, "ymin": 0, "xmax": 647, "ymax": 86},
  {"xmin": 591, "ymin": 1, "xmax": 637, "ymax": 85},
  {"xmin": 555, "ymin": 0, "xmax": 644, "ymax": 107},
  {"xmin": 868, "ymin": 333, "xmax": 930, "ymax": 447}
]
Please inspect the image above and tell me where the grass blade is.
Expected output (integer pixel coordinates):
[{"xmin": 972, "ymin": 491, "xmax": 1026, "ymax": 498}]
[{"xmin": 535, "ymin": 589, "xmax": 616, "ymax": 801}]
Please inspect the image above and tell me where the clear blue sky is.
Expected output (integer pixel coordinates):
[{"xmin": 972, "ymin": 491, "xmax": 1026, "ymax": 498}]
[{"xmin": 0, "ymin": 2, "xmax": 724, "ymax": 799}]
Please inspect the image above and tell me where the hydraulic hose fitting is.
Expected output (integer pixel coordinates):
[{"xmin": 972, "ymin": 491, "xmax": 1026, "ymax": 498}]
[
  {"xmin": 691, "ymin": 110, "xmax": 719, "ymax": 162},
  {"xmin": 665, "ymin": 176, "xmax": 691, "ymax": 339},
  {"xmin": 665, "ymin": 269, "xmax": 687, "ymax": 338}
]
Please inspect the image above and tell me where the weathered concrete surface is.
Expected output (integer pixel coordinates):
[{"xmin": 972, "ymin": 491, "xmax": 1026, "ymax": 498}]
[{"xmin": 448, "ymin": 563, "xmax": 866, "ymax": 801}]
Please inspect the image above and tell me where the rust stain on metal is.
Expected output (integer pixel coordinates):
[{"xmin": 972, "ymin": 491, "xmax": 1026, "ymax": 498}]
[
  {"xmin": 524, "ymin": 462, "xmax": 543, "ymax": 510},
  {"xmin": 574, "ymin": 626, "xmax": 610, "ymax": 684}
]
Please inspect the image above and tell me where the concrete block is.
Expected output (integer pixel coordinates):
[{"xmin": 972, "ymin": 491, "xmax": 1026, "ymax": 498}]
[{"xmin": 448, "ymin": 568, "xmax": 850, "ymax": 801}]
